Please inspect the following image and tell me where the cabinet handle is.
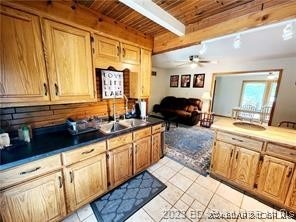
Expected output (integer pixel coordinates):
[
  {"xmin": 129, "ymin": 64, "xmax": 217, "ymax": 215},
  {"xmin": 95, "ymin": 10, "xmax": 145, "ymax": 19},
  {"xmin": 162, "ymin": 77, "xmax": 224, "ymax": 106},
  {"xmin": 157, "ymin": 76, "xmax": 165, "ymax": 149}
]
[
  {"xmin": 235, "ymin": 151, "xmax": 239, "ymax": 160},
  {"xmin": 122, "ymin": 48, "xmax": 126, "ymax": 57},
  {"xmin": 230, "ymin": 149, "xmax": 234, "ymax": 158},
  {"xmin": 81, "ymin": 149, "xmax": 94, "ymax": 155},
  {"xmin": 58, "ymin": 176, "xmax": 63, "ymax": 188},
  {"xmin": 20, "ymin": 167, "xmax": 41, "ymax": 175},
  {"xmin": 290, "ymin": 153, "xmax": 296, "ymax": 156},
  {"xmin": 54, "ymin": 83, "xmax": 59, "ymax": 96},
  {"xmin": 135, "ymin": 145, "xmax": 138, "ymax": 154},
  {"xmin": 287, "ymin": 168, "xmax": 293, "ymax": 178},
  {"xmin": 70, "ymin": 171, "xmax": 74, "ymax": 183},
  {"xmin": 117, "ymin": 46, "xmax": 120, "ymax": 56},
  {"xmin": 232, "ymin": 138, "xmax": 244, "ymax": 143},
  {"xmin": 43, "ymin": 83, "xmax": 48, "ymax": 96}
]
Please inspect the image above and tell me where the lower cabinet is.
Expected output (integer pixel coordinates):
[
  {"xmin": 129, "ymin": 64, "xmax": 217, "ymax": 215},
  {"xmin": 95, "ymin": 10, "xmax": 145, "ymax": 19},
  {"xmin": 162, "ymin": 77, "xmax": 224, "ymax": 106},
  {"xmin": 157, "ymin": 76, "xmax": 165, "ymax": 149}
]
[
  {"xmin": 257, "ymin": 155, "xmax": 294, "ymax": 203},
  {"xmin": 133, "ymin": 136, "xmax": 151, "ymax": 174},
  {"xmin": 286, "ymin": 170, "xmax": 296, "ymax": 211},
  {"xmin": 211, "ymin": 141, "xmax": 235, "ymax": 178},
  {"xmin": 0, "ymin": 171, "xmax": 66, "ymax": 222},
  {"xmin": 64, "ymin": 154, "xmax": 107, "ymax": 212},
  {"xmin": 230, "ymin": 147, "xmax": 260, "ymax": 189},
  {"xmin": 108, "ymin": 144, "xmax": 133, "ymax": 187},
  {"xmin": 151, "ymin": 133, "xmax": 161, "ymax": 164}
]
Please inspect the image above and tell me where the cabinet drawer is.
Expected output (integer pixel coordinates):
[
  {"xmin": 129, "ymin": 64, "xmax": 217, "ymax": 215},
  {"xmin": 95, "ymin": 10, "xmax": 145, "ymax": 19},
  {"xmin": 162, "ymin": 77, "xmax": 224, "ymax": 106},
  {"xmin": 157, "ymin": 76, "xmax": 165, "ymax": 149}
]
[
  {"xmin": 0, "ymin": 155, "xmax": 61, "ymax": 190},
  {"xmin": 62, "ymin": 141, "xmax": 106, "ymax": 166},
  {"xmin": 266, "ymin": 143, "xmax": 296, "ymax": 162},
  {"xmin": 216, "ymin": 131, "xmax": 263, "ymax": 151},
  {"xmin": 133, "ymin": 127, "xmax": 151, "ymax": 140},
  {"xmin": 152, "ymin": 124, "xmax": 164, "ymax": 134},
  {"xmin": 108, "ymin": 133, "xmax": 133, "ymax": 150}
]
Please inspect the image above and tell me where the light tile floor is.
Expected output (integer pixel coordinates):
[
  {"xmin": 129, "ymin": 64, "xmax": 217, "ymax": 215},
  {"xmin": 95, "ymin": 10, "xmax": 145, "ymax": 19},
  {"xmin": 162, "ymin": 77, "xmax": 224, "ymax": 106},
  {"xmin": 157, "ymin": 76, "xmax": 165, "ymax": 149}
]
[{"xmin": 63, "ymin": 157, "xmax": 296, "ymax": 222}]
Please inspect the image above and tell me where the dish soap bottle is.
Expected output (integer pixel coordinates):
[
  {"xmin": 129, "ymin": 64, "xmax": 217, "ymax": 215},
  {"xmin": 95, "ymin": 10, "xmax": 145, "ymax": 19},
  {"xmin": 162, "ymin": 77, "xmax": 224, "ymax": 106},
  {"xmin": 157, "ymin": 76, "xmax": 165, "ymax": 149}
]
[{"xmin": 22, "ymin": 125, "xmax": 31, "ymax": 142}]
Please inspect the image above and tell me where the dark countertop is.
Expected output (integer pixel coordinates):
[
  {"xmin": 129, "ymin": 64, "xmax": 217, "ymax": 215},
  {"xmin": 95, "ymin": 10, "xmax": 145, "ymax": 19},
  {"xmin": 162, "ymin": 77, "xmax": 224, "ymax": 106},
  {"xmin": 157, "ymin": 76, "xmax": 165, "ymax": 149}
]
[{"xmin": 0, "ymin": 117, "xmax": 163, "ymax": 171}]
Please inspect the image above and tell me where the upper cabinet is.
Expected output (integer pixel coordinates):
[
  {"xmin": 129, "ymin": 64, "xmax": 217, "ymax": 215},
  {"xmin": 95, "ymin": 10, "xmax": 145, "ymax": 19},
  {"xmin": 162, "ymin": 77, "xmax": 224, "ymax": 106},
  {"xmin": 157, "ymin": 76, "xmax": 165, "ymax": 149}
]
[
  {"xmin": 0, "ymin": 6, "xmax": 49, "ymax": 105},
  {"xmin": 140, "ymin": 48, "xmax": 152, "ymax": 98},
  {"xmin": 43, "ymin": 19, "xmax": 95, "ymax": 103},
  {"xmin": 93, "ymin": 34, "xmax": 140, "ymax": 69}
]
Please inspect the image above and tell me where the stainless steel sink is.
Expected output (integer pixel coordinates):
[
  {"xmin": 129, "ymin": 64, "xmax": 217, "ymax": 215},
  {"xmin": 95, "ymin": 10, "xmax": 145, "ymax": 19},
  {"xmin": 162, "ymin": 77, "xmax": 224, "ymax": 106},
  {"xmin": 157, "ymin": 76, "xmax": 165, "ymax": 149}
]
[
  {"xmin": 233, "ymin": 121, "xmax": 266, "ymax": 131},
  {"xmin": 98, "ymin": 122, "xmax": 130, "ymax": 134},
  {"xmin": 119, "ymin": 118, "xmax": 149, "ymax": 127}
]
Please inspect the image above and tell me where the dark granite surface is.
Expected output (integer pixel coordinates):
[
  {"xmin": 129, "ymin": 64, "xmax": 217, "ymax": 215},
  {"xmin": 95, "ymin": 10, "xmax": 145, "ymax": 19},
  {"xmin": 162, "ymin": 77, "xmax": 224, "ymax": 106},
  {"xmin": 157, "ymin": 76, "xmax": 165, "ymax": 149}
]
[{"xmin": 0, "ymin": 117, "xmax": 163, "ymax": 171}]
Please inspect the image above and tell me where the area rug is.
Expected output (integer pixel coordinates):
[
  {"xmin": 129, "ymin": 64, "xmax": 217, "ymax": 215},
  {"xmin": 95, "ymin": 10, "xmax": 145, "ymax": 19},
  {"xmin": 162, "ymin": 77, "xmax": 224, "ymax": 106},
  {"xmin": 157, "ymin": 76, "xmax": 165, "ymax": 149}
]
[
  {"xmin": 91, "ymin": 171, "xmax": 167, "ymax": 222},
  {"xmin": 165, "ymin": 125, "xmax": 214, "ymax": 175}
]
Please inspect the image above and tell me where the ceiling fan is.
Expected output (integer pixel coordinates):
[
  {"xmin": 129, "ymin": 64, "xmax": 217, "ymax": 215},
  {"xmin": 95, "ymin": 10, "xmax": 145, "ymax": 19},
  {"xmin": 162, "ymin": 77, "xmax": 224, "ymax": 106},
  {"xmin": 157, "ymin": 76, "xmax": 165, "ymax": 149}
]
[{"xmin": 176, "ymin": 55, "xmax": 217, "ymax": 68}]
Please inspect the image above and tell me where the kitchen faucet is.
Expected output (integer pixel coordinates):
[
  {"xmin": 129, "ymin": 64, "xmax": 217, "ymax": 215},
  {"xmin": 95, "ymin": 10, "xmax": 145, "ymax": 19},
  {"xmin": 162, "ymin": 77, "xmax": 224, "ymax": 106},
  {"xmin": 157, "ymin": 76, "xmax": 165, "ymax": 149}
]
[{"xmin": 123, "ymin": 94, "xmax": 128, "ymax": 119}]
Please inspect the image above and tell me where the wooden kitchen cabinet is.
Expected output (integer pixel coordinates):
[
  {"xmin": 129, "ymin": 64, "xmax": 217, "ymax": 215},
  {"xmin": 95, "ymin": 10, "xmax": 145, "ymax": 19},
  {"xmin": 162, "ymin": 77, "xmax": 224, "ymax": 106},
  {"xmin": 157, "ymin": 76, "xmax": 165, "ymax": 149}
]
[
  {"xmin": 257, "ymin": 155, "xmax": 294, "ymax": 203},
  {"xmin": 151, "ymin": 133, "xmax": 161, "ymax": 164},
  {"xmin": 230, "ymin": 147, "xmax": 260, "ymax": 189},
  {"xmin": 211, "ymin": 141, "xmax": 235, "ymax": 178},
  {"xmin": 0, "ymin": 171, "xmax": 66, "ymax": 222},
  {"xmin": 43, "ymin": 19, "xmax": 95, "ymax": 103},
  {"xmin": 108, "ymin": 144, "xmax": 133, "ymax": 187},
  {"xmin": 285, "ymin": 170, "xmax": 296, "ymax": 211},
  {"xmin": 129, "ymin": 48, "xmax": 152, "ymax": 99},
  {"xmin": 121, "ymin": 43, "xmax": 140, "ymax": 65},
  {"xmin": 0, "ymin": 6, "xmax": 49, "ymax": 105},
  {"xmin": 94, "ymin": 34, "xmax": 120, "ymax": 62},
  {"xmin": 64, "ymin": 154, "xmax": 107, "ymax": 212},
  {"xmin": 133, "ymin": 136, "xmax": 151, "ymax": 174}
]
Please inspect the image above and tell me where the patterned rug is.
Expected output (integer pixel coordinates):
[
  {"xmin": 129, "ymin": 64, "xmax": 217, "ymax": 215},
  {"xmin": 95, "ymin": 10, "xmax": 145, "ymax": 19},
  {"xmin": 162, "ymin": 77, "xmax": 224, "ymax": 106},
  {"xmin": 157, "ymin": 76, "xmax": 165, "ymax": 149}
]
[
  {"xmin": 165, "ymin": 125, "xmax": 214, "ymax": 175},
  {"xmin": 91, "ymin": 171, "xmax": 166, "ymax": 222}
]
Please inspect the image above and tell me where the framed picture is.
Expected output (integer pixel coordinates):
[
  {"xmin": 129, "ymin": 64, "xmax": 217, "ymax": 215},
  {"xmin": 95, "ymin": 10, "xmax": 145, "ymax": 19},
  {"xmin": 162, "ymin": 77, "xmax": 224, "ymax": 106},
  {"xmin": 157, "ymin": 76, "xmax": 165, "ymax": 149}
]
[
  {"xmin": 193, "ymin": 74, "xmax": 205, "ymax": 88},
  {"xmin": 101, "ymin": 69, "xmax": 124, "ymax": 99},
  {"xmin": 180, "ymin": 74, "xmax": 191, "ymax": 88},
  {"xmin": 170, "ymin": 75, "xmax": 179, "ymax": 87}
]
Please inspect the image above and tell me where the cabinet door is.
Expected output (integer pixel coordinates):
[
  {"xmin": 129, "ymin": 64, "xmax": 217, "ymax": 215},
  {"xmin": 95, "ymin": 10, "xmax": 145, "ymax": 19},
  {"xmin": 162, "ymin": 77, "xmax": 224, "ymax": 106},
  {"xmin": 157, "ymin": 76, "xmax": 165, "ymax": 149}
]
[
  {"xmin": 230, "ymin": 147, "xmax": 260, "ymax": 189},
  {"xmin": 211, "ymin": 141, "xmax": 235, "ymax": 178},
  {"xmin": 140, "ymin": 49, "xmax": 151, "ymax": 98},
  {"xmin": 64, "ymin": 154, "xmax": 107, "ymax": 212},
  {"xmin": 0, "ymin": 171, "xmax": 66, "ymax": 222},
  {"xmin": 43, "ymin": 19, "xmax": 95, "ymax": 102},
  {"xmin": 257, "ymin": 155, "xmax": 294, "ymax": 203},
  {"xmin": 134, "ymin": 137, "xmax": 151, "ymax": 174},
  {"xmin": 0, "ymin": 6, "xmax": 49, "ymax": 105},
  {"xmin": 151, "ymin": 133, "xmax": 161, "ymax": 164},
  {"xmin": 108, "ymin": 144, "xmax": 133, "ymax": 187},
  {"xmin": 285, "ymin": 170, "xmax": 296, "ymax": 211},
  {"xmin": 121, "ymin": 43, "xmax": 140, "ymax": 64},
  {"xmin": 94, "ymin": 34, "xmax": 120, "ymax": 62}
]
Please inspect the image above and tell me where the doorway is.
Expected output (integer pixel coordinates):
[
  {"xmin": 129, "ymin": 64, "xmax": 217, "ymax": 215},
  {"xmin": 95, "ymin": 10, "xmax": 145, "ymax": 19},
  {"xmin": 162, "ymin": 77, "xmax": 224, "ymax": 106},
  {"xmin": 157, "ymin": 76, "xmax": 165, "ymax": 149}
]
[{"xmin": 210, "ymin": 70, "xmax": 282, "ymax": 125}]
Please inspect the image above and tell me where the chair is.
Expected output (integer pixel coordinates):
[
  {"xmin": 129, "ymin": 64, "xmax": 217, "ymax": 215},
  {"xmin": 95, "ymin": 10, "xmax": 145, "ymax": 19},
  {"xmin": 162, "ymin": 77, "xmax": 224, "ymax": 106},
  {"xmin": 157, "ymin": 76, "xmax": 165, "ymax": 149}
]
[
  {"xmin": 260, "ymin": 106, "xmax": 272, "ymax": 124},
  {"xmin": 238, "ymin": 104, "xmax": 256, "ymax": 121},
  {"xmin": 278, "ymin": 121, "xmax": 296, "ymax": 129}
]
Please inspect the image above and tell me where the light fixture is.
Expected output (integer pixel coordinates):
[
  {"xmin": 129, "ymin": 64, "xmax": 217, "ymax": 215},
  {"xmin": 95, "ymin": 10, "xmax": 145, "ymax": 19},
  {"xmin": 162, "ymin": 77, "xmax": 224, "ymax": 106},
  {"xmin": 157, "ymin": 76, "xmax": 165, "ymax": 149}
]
[
  {"xmin": 119, "ymin": 0, "xmax": 185, "ymax": 36},
  {"xmin": 199, "ymin": 43, "xmax": 207, "ymax": 55},
  {"xmin": 190, "ymin": 63, "xmax": 197, "ymax": 68},
  {"xmin": 282, "ymin": 23, "xmax": 294, "ymax": 40},
  {"xmin": 233, "ymin": 34, "xmax": 241, "ymax": 49}
]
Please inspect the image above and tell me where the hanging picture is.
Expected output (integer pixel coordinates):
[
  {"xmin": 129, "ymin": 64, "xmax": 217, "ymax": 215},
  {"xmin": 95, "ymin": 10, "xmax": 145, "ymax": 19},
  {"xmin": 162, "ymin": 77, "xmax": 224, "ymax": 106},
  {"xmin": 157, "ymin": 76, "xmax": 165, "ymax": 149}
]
[
  {"xmin": 193, "ymin": 74, "xmax": 205, "ymax": 88},
  {"xmin": 170, "ymin": 75, "xmax": 179, "ymax": 87},
  {"xmin": 181, "ymin": 74, "xmax": 191, "ymax": 88},
  {"xmin": 101, "ymin": 69, "xmax": 124, "ymax": 99}
]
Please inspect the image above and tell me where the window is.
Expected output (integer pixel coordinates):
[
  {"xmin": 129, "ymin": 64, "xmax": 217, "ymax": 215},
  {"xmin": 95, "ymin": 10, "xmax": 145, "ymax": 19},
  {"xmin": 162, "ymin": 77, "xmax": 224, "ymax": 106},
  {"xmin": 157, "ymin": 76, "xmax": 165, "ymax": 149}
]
[{"xmin": 240, "ymin": 80, "xmax": 277, "ymax": 110}]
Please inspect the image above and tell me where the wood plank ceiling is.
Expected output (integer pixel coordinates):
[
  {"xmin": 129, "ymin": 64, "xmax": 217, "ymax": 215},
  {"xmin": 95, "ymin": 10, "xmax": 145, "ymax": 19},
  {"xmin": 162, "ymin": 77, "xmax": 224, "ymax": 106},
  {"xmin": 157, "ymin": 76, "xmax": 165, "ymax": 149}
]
[{"xmin": 77, "ymin": 0, "xmax": 294, "ymax": 45}]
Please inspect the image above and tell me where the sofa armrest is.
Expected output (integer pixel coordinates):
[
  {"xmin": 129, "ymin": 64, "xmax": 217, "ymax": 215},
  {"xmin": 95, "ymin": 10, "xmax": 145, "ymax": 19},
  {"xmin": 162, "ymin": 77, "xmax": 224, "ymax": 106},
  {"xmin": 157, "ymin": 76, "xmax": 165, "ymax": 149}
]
[{"xmin": 153, "ymin": 104, "xmax": 161, "ymax": 112}]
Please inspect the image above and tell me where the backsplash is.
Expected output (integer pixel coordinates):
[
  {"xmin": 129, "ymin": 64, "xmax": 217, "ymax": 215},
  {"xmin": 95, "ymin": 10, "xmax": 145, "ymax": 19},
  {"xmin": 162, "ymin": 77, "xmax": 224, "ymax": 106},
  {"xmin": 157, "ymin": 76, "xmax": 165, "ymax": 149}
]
[{"xmin": 0, "ymin": 69, "xmax": 140, "ymax": 132}]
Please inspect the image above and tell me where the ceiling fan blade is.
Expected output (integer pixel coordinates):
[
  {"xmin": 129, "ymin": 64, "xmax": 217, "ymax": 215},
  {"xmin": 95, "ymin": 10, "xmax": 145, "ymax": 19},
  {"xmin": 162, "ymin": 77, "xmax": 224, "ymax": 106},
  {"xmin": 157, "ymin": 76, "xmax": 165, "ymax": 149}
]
[
  {"xmin": 176, "ymin": 62, "xmax": 190, "ymax": 67},
  {"xmin": 199, "ymin": 60, "xmax": 218, "ymax": 64}
]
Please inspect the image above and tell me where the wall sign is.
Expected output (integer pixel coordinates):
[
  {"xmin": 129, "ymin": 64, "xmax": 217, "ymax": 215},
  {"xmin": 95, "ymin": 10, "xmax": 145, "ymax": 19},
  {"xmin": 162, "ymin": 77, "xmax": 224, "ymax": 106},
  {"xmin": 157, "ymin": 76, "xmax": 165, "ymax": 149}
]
[{"xmin": 101, "ymin": 69, "xmax": 124, "ymax": 99}]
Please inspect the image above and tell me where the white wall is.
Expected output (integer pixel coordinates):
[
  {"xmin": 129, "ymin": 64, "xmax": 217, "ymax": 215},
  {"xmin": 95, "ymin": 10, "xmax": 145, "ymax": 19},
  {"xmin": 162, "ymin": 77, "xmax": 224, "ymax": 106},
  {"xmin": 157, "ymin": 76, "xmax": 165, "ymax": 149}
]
[
  {"xmin": 150, "ymin": 57, "xmax": 296, "ymax": 125},
  {"xmin": 213, "ymin": 74, "xmax": 272, "ymax": 117},
  {"xmin": 149, "ymin": 67, "xmax": 169, "ymax": 112}
]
